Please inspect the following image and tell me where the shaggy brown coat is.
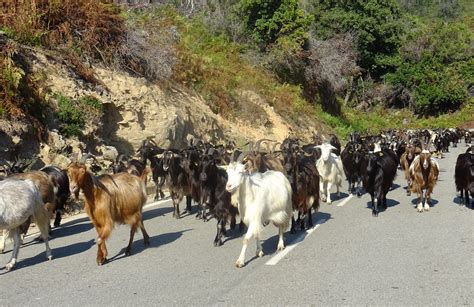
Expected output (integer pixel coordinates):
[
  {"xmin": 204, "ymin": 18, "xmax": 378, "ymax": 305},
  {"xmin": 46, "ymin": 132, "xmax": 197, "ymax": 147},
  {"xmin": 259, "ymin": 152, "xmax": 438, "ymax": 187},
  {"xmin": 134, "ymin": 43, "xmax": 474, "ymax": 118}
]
[
  {"xmin": 67, "ymin": 163, "xmax": 150, "ymax": 265},
  {"xmin": 409, "ymin": 151, "xmax": 439, "ymax": 212}
]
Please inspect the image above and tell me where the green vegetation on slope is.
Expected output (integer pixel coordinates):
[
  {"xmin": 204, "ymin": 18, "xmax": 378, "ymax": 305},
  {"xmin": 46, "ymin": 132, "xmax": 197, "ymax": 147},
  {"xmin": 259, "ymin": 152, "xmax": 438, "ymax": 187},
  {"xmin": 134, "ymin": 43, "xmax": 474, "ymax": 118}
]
[{"xmin": 1, "ymin": 1, "xmax": 472, "ymax": 140}]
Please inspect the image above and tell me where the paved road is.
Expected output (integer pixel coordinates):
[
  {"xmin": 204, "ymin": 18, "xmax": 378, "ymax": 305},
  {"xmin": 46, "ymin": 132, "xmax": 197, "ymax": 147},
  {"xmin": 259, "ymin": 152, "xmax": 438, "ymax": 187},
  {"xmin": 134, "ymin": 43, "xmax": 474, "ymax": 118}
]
[{"xmin": 0, "ymin": 145, "xmax": 472, "ymax": 306}]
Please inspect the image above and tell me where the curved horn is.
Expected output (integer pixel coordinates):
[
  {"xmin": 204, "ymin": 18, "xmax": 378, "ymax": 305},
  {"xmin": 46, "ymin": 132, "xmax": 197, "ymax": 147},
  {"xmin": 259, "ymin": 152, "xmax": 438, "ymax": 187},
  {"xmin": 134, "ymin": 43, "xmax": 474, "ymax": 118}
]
[{"xmin": 255, "ymin": 139, "xmax": 273, "ymax": 152}]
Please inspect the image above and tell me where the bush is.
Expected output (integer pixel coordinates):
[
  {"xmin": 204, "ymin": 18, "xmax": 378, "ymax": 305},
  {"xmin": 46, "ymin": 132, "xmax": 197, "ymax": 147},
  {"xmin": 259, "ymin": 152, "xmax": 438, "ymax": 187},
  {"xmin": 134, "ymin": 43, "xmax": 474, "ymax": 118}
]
[
  {"xmin": 239, "ymin": 0, "xmax": 313, "ymax": 49},
  {"xmin": 3, "ymin": 0, "xmax": 125, "ymax": 63},
  {"xmin": 116, "ymin": 7, "xmax": 180, "ymax": 82},
  {"xmin": 386, "ymin": 19, "xmax": 472, "ymax": 115},
  {"xmin": 312, "ymin": 0, "xmax": 403, "ymax": 78},
  {"xmin": 56, "ymin": 94, "xmax": 102, "ymax": 137}
]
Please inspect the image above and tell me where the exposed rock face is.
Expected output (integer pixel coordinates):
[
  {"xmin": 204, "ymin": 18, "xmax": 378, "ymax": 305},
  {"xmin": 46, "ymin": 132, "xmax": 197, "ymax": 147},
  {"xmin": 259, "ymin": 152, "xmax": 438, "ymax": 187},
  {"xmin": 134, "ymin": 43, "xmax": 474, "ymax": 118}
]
[
  {"xmin": 0, "ymin": 119, "xmax": 41, "ymax": 163},
  {"xmin": 0, "ymin": 47, "xmax": 324, "ymax": 166}
]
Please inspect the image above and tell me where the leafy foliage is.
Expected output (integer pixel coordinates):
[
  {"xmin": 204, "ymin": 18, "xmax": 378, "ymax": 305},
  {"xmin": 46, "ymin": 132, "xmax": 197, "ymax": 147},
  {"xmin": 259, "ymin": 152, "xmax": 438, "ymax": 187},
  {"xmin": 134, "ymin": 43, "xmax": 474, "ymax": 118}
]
[
  {"xmin": 56, "ymin": 95, "xmax": 102, "ymax": 137},
  {"xmin": 312, "ymin": 0, "xmax": 403, "ymax": 78},
  {"xmin": 239, "ymin": 0, "xmax": 313, "ymax": 48},
  {"xmin": 386, "ymin": 19, "xmax": 472, "ymax": 115}
]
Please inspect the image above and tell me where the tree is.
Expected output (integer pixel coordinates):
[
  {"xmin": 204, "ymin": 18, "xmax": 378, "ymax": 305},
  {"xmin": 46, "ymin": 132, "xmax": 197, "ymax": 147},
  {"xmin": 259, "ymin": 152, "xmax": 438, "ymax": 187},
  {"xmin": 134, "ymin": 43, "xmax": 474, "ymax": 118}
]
[
  {"xmin": 312, "ymin": 0, "xmax": 403, "ymax": 78},
  {"xmin": 385, "ymin": 19, "xmax": 472, "ymax": 115},
  {"xmin": 239, "ymin": 0, "xmax": 313, "ymax": 49}
]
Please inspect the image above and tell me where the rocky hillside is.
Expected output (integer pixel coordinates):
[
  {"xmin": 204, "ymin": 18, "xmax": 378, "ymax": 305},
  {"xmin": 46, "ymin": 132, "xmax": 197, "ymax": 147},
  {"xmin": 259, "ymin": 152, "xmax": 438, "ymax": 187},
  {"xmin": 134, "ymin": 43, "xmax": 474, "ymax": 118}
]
[{"xmin": 0, "ymin": 37, "xmax": 324, "ymax": 167}]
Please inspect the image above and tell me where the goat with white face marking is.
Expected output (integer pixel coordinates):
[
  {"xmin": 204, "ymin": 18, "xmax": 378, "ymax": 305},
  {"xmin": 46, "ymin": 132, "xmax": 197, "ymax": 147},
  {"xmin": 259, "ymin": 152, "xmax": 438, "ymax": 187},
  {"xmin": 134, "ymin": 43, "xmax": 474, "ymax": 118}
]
[
  {"xmin": 225, "ymin": 157, "xmax": 292, "ymax": 268},
  {"xmin": 409, "ymin": 150, "xmax": 439, "ymax": 212},
  {"xmin": 315, "ymin": 143, "xmax": 343, "ymax": 204}
]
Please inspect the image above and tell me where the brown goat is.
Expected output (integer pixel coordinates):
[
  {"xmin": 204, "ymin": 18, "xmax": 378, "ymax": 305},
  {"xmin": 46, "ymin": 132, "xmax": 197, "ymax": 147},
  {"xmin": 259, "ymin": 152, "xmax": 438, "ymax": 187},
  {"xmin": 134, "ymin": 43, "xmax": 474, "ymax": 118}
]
[
  {"xmin": 67, "ymin": 162, "xmax": 150, "ymax": 265},
  {"xmin": 400, "ymin": 144, "xmax": 421, "ymax": 196},
  {"xmin": 10, "ymin": 171, "xmax": 58, "ymax": 229},
  {"xmin": 409, "ymin": 150, "xmax": 439, "ymax": 212}
]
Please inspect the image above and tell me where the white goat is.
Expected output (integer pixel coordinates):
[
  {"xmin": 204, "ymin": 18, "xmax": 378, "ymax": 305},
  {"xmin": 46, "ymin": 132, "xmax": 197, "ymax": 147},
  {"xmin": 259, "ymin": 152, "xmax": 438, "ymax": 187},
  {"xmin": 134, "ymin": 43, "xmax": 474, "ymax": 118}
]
[
  {"xmin": 315, "ymin": 143, "xmax": 343, "ymax": 203},
  {"xmin": 226, "ymin": 160, "xmax": 292, "ymax": 268},
  {"xmin": 0, "ymin": 179, "xmax": 52, "ymax": 271}
]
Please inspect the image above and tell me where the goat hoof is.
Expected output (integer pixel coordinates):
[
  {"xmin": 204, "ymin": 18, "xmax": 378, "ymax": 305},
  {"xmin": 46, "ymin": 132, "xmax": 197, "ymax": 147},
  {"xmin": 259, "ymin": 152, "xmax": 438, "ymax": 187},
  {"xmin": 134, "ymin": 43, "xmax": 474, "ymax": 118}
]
[
  {"xmin": 277, "ymin": 244, "xmax": 285, "ymax": 251},
  {"xmin": 214, "ymin": 240, "xmax": 223, "ymax": 247},
  {"xmin": 417, "ymin": 204, "xmax": 423, "ymax": 212},
  {"xmin": 372, "ymin": 211, "xmax": 378, "ymax": 217},
  {"xmin": 144, "ymin": 239, "xmax": 150, "ymax": 246},
  {"xmin": 424, "ymin": 204, "xmax": 430, "ymax": 211},
  {"xmin": 235, "ymin": 259, "xmax": 244, "ymax": 268},
  {"xmin": 47, "ymin": 255, "xmax": 53, "ymax": 261},
  {"xmin": 5, "ymin": 262, "xmax": 15, "ymax": 271},
  {"xmin": 256, "ymin": 250, "xmax": 264, "ymax": 258},
  {"xmin": 97, "ymin": 258, "xmax": 107, "ymax": 266}
]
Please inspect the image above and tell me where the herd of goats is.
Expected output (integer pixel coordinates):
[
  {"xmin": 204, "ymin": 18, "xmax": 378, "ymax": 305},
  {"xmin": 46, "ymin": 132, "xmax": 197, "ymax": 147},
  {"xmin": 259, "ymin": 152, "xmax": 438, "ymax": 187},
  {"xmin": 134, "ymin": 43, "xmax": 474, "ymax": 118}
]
[{"xmin": 0, "ymin": 128, "xmax": 473, "ymax": 270}]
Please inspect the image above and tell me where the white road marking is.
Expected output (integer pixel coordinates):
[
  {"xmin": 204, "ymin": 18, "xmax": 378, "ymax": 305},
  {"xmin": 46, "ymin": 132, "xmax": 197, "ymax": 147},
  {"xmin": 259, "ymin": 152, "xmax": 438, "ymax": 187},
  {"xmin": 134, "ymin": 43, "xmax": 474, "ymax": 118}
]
[
  {"xmin": 265, "ymin": 218, "xmax": 328, "ymax": 266},
  {"xmin": 337, "ymin": 194, "xmax": 354, "ymax": 207}
]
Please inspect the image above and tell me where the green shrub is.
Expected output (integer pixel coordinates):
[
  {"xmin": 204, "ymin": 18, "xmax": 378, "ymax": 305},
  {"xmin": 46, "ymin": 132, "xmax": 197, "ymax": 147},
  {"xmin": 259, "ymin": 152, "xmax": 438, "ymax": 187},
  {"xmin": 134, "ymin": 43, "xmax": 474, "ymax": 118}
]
[
  {"xmin": 56, "ymin": 94, "xmax": 102, "ymax": 137},
  {"xmin": 312, "ymin": 0, "xmax": 403, "ymax": 78},
  {"xmin": 239, "ymin": 0, "xmax": 312, "ymax": 48},
  {"xmin": 386, "ymin": 19, "xmax": 472, "ymax": 115}
]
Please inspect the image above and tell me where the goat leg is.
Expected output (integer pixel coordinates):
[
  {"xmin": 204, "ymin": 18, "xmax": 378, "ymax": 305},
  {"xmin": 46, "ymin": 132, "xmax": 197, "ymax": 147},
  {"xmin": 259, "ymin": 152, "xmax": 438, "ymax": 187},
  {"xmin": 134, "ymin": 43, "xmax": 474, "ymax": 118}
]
[
  {"xmin": 424, "ymin": 188, "xmax": 431, "ymax": 211},
  {"xmin": 307, "ymin": 207, "xmax": 313, "ymax": 228},
  {"xmin": 125, "ymin": 225, "xmax": 138, "ymax": 256},
  {"xmin": 0, "ymin": 229, "xmax": 7, "ymax": 254},
  {"xmin": 290, "ymin": 216, "xmax": 296, "ymax": 234},
  {"xmin": 139, "ymin": 220, "xmax": 150, "ymax": 246},
  {"xmin": 371, "ymin": 195, "xmax": 378, "ymax": 217},
  {"xmin": 5, "ymin": 228, "xmax": 20, "ymax": 271},
  {"xmin": 184, "ymin": 195, "xmax": 192, "ymax": 214},
  {"xmin": 214, "ymin": 219, "xmax": 224, "ymax": 247},
  {"xmin": 416, "ymin": 188, "xmax": 423, "ymax": 213},
  {"xmin": 236, "ymin": 223, "xmax": 255, "ymax": 268},
  {"xmin": 54, "ymin": 209, "xmax": 62, "ymax": 227},
  {"xmin": 230, "ymin": 214, "xmax": 236, "ymax": 230}
]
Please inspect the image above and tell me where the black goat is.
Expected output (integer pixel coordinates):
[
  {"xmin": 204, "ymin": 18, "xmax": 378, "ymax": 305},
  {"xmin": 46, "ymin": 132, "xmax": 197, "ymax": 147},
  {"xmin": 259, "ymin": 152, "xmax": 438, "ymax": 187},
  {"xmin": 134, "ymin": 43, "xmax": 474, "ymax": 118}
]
[
  {"xmin": 181, "ymin": 147, "xmax": 203, "ymax": 218},
  {"xmin": 162, "ymin": 150, "xmax": 192, "ymax": 218},
  {"xmin": 329, "ymin": 134, "xmax": 341, "ymax": 156},
  {"xmin": 198, "ymin": 149, "xmax": 221, "ymax": 221},
  {"xmin": 112, "ymin": 154, "xmax": 146, "ymax": 177},
  {"xmin": 40, "ymin": 166, "xmax": 70, "ymax": 227},
  {"xmin": 138, "ymin": 140, "xmax": 166, "ymax": 200},
  {"xmin": 212, "ymin": 170, "xmax": 239, "ymax": 246},
  {"xmin": 454, "ymin": 147, "xmax": 474, "ymax": 207},
  {"xmin": 362, "ymin": 150, "xmax": 398, "ymax": 216},
  {"xmin": 341, "ymin": 142, "xmax": 364, "ymax": 196}
]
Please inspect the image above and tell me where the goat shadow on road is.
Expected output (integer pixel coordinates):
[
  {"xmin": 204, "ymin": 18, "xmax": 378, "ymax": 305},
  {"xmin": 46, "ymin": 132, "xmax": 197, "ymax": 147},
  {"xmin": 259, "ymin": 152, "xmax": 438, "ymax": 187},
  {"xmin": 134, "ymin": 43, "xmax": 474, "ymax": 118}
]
[
  {"xmin": 451, "ymin": 196, "xmax": 473, "ymax": 208},
  {"xmin": 51, "ymin": 221, "xmax": 94, "ymax": 239},
  {"xmin": 106, "ymin": 229, "xmax": 193, "ymax": 264},
  {"xmin": 365, "ymin": 198, "xmax": 400, "ymax": 214},
  {"xmin": 410, "ymin": 197, "xmax": 439, "ymax": 207},
  {"xmin": 240, "ymin": 212, "xmax": 332, "ymax": 266},
  {"xmin": 143, "ymin": 205, "xmax": 175, "ymax": 221},
  {"xmin": 0, "ymin": 239, "xmax": 96, "ymax": 274},
  {"xmin": 49, "ymin": 203, "xmax": 176, "ymax": 239}
]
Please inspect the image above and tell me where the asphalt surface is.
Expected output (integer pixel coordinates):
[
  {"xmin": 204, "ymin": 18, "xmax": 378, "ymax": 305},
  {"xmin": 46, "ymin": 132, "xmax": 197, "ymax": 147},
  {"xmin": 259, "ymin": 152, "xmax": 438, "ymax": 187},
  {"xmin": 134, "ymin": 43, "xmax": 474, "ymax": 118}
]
[{"xmin": 0, "ymin": 145, "xmax": 472, "ymax": 306}]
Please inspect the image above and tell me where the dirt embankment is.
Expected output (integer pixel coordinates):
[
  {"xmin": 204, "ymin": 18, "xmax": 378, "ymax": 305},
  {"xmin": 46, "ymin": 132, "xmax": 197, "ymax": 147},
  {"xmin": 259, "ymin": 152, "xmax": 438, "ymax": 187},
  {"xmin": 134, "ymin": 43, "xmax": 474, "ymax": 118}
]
[{"xmin": 0, "ymin": 46, "xmax": 326, "ymax": 167}]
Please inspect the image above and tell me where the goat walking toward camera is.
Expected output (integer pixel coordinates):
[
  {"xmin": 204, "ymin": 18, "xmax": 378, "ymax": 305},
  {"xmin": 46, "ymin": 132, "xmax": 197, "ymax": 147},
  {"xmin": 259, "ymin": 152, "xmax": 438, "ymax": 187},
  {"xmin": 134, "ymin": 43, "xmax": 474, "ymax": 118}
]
[
  {"xmin": 409, "ymin": 150, "xmax": 439, "ymax": 212},
  {"xmin": 67, "ymin": 162, "xmax": 150, "ymax": 265},
  {"xmin": 225, "ymin": 154, "xmax": 292, "ymax": 268}
]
